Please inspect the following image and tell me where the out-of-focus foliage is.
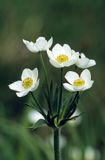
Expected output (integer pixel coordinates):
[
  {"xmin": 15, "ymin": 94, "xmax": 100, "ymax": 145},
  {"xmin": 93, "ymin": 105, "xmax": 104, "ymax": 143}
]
[{"xmin": 0, "ymin": 0, "xmax": 105, "ymax": 159}]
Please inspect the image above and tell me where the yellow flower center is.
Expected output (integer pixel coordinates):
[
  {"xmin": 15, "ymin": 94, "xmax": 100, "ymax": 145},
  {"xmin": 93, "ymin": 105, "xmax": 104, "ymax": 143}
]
[
  {"xmin": 22, "ymin": 77, "xmax": 33, "ymax": 89},
  {"xmin": 56, "ymin": 54, "xmax": 69, "ymax": 63},
  {"xmin": 73, "ymin": 79, "xmax": 85, "ymax": 87}
]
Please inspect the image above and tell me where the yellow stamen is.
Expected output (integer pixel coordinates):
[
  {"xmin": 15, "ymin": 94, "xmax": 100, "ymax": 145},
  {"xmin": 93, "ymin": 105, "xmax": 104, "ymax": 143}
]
[
  {"xmin": 22, "ymin": 77, "xmax": 33, "ymax": 89},
  {"xmin": 56, "ymin": 54, "xmax": 69, "ymax": 63},
  {"xmin": 73, "ymin": 79, "xmax": 85, "ymax": 87}
]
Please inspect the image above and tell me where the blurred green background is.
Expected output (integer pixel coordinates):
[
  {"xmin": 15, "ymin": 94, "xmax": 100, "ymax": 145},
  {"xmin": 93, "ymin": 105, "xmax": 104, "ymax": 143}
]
[{"xmin": 0, "ymin": 0, "xmax": 105, "ymax": 159}]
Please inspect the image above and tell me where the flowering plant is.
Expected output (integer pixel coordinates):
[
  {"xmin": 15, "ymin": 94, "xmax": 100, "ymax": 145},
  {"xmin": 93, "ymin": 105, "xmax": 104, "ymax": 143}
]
[{"xmin": 9, "ymin": 36, "xmax": 96, "ymax": 160}]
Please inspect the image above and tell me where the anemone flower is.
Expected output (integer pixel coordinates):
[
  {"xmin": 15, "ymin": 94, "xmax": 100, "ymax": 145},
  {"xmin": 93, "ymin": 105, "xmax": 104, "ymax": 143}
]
[
  {"xmin": 63, "ymin": 69, "xmax": 94, "ymax": 92},
  {"xmin": 76, "ymin": 53, "xmax": 96, "ymax": 69},
  {"xmin": 9, "ymin": 68, "xmax": 39, "ymax": 97},
  {"xmin": 23, "ymin": 37, "xmax": 53, "ymax": 52},
  {"xmin": 47, "ymin": 44, "xmax": 79, "ymax": 68}
]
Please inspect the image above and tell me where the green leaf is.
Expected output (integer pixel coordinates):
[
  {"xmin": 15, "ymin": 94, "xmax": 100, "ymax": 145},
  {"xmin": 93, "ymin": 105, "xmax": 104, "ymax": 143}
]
[
  {"xmin": 44, "ymin": 80, "xmax": 60, "ymax": 116},
  {"xmin": 52, "ymin": 85, "xmax": 60, "ymax": 114},
  {"xmin": 60, "ymin": 112, "xmax": 84, "ymax": 126},
  {"xmin": 62, "ymin": 92, "xmax": 80, "ymax": 120},
  {"xmin": 32, "ymin": 119, "xmax": 47, "ymax": 129},
  {"xmin": 67, "ymin": 112, "xmax": 84, "ymax": 121},
  {"xmin": 66, "ymin": 92, "xmax": 80, "ymax": 118}
]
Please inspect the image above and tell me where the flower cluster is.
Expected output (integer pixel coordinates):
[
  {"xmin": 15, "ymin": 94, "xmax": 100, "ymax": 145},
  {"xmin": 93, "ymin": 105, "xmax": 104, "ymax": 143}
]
[{"xmin": 9, "ymin": 36, "xmax": 96, "ymax": 128}]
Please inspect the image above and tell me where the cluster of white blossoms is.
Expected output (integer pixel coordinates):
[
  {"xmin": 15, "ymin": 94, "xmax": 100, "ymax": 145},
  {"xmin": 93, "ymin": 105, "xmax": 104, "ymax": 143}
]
[{"xmin": 9, "ymin": 36, "xmax": 96, "ymax": 97}]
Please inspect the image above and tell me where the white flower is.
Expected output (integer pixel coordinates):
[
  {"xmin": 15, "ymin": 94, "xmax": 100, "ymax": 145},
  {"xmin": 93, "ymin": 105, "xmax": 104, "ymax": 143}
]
[
  {"xmin": 8, "ymin": 68, "xmax": 39, "ymax": 97},
  {"xmin": 23, "ymin": 37, "xmax": 53, "ymax": 52},
  {"xmin": 63, "ymin": 69, "xmax": 94, "ymax": 92},
  {"xmin": 28, "ymin": 110, "xmax": 44, "ymax": 124},
  {"xmin": 47, "ymin": 44, "xmax": 79, "ymax": 68},
  {"xmin": 76, "ymin": 53, "xmax": 96, "ymax": 69}
]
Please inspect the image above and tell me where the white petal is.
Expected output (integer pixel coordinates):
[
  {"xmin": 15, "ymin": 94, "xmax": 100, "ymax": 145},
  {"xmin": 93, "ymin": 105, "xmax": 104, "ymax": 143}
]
[
  {"xmin": 71, "ymin": 49, "xmax": 76, "ymax": 56},
  {"xmin": 65, "ymin": 71, "xmax": 79, "ymax": 84},
  {"xmin": 87, "ymin": 80, "xmax": 94, "ymax": 89},
  {"xmin": 36, "ymin": 37, "xmax": 46, "ymax": 41},
  {"xmin": 73, "ymin": 86, "xmax": 86, "ymax": 91},
  {"xmin": 76, "ymin": 57, "xmax": 89, "ymax": 68},
  {"xmin": 47, "ymin": 37, "xmax": 53, "ymax": 48},
  {"xmin": 21, "ymin": 68, "xmax": 33, "ymax": 80},
  {"xmin": 31, "ymin": 79, "xmax": 40, "ymax": 92},
  {"xmin": 23, "ymin": 39, "xmax": 38, "ymax": 52},
  {"xmin": 71, "ymin": 51, "xmax": 79, "ymax": 62},
  {"xmin": 16, "ymin": 90, "xmax": 29, "ymax": 97},
  {"xmin": 9, "ymin": 81, "xmax": 24, "ymax": 92},
  {"xmin": 47, "ymin": 49, "xmax": 55, "ymax": 60},
  {"xmin": 52, "ymin": 44, "xmax": 64, "ymax": 57},
  {"xmin": 63, "ymin": 83, "xmax": 75, "ymax": 92},
  {"xmin": 49, "ymin": 59, "xmax": 61, "ymax": 68},
  {"xmin": 87, "ymin": 60, "xmax": 96, "ymax": 68},
  {"xmin": 80, "ymin": 69, "xmax": 91, "ymax": 83},
  {"xmin": 35, "ymin": 37, "xmax": 47, "ymax": 51},
  {"xmin": 52, "ymin": 43, "xmax": 62, "ymax": 52},
  {"xmin": 80, "ymin": 69, "xmax": 91, "ymax": 82},
  {"xmin": 63, "ymin": 44, "xmax": 71, "ymax": 55},
  {"xmin": 63, "ymin": 59, "xmax": 77, "ymax": 67},
  {"xmin": 83, "ymin": 80, "xmax": 94, "ymax": 90},
  {"xmin": 32, "ymin": 68, "xmax": 38, "ymax": 82},
  {"xmin": 81, "ymin": 53, "xmax": 86, "ymax": 58}
]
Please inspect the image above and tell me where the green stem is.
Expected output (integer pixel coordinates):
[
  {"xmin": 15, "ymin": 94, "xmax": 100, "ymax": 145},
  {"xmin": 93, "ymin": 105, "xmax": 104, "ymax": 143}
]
[
  {"xmin": 40, "ymin": 53, "xmax": 48, "ymax": 85},
  {"xmin": 40, "ymin": 52, "xmax": 53, "ymax": 115},
  {"xmin": 58, "ymin": 68, "xmax": 63, "ymax": 121},
  {"xmin": 54, "ymin": 128, "xmax": 61, "ymax": 160}
]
